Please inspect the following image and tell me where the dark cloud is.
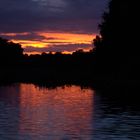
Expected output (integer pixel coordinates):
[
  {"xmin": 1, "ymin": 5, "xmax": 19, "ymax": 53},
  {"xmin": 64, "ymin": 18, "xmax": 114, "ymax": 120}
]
[
  {"xmin": 24, "ymin": 43, "xmax": 92, "ymax": 52},
  {"xmin": 0, "ymin": 32, "xmax": 46, "ymax": 41},
  {"xmin": 0, "ymin": 32, "xmax": 62, "ymax": 42},
  {"xmin": 0, "ymin": 0, "xmax": 108, "ymax": 34}
]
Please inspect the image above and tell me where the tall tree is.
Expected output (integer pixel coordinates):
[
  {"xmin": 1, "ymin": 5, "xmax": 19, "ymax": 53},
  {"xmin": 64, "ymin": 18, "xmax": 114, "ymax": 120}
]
[{"xmin": 93, "ymin": 0, "xmax": 139, "ymax": 78}]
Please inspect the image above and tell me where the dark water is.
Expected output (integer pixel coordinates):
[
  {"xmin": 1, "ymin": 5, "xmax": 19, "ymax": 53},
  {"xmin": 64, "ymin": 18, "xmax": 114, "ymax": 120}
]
[{"xmin": 0, "ymin": 83, "xmax": 140, "ymax": 140}]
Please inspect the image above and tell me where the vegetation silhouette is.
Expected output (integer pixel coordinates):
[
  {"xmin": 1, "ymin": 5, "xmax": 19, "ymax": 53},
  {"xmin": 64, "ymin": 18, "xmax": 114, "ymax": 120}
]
[
  {"xmin": 0, "ymin": 36, "xmax": 95, "ymax": 84},
  {"xmin": 0, "ymin": 0, "xmax": 139, "ymax": 87},
  {"xmin": 0, "ymin": 37, "xmax": 23, "ymax": 66},
  {"xmin": 93, "ymin": 0, "xmax": 139, "ymax": 80}
]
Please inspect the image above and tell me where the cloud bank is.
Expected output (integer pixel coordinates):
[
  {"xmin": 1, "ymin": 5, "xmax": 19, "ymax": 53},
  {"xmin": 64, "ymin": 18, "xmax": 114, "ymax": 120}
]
[
  {"xmin": 0, "ymin": 0, "xmax": 108, "ymax": 34},
  {"xmin": 0, "ymin": 0, "xmax": 108, "ymax": 53}
]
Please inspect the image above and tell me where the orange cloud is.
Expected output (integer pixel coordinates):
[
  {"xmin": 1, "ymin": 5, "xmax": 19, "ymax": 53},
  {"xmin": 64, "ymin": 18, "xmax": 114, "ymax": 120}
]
[
  {"xmin": 12, "ymin": 40, "xmax": 49, "ymax": 48},
  {"xmin": 8, "ymin": 32, "xmax": 95, "ymax": 54},
  {"xmin": 0, "ymin": 32, "xmax": 29, "ymax": 36},
  {"xmin": 38, "ymin": 32, "xmax": 94, "ymax": 44}
]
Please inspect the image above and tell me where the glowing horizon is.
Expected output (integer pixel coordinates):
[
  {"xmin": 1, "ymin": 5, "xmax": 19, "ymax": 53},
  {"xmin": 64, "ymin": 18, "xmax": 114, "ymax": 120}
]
[
  {"xmin": 0, "ymin": 0, "xmax": 107, "ymax": 54},
  {"xmin": 4, "ymin": 32, "xmax": 96, "ymax": 54}
]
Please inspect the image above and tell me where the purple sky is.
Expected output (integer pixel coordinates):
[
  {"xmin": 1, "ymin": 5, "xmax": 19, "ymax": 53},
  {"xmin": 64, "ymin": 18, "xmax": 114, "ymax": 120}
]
[{"xmin": 0, "ymin": 0, "xmax": 108, "ymax": 53}]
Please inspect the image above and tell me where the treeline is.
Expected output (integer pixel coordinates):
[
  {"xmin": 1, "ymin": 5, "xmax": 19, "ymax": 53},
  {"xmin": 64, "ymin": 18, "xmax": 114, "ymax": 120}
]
[
  {"xmin": 0, "ymin": 36, "xmax": 94, "ymax": 69},
  {"xmin": 0, "ymin": 37, "xmax": 95, "ymax": 82},
  {"xmin": 0, "ymin": 0, "xmax": 139, "ymax": 83}
]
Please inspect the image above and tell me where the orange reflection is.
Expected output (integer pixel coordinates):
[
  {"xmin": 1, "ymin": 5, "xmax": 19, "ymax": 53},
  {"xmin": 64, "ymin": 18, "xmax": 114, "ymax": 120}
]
[{"xmin": 19, "ymin": 84, "xmax": 94, "ymax": 139}]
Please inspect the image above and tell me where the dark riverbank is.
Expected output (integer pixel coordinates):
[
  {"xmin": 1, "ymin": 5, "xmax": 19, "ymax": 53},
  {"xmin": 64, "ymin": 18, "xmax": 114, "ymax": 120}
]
[{"xmin": 0, "ymin": 66, "xmax": 139, "ymax": 90}]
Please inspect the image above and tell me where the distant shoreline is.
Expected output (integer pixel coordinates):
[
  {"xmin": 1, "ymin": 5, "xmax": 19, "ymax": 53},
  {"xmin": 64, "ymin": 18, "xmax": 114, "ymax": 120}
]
[{"xmin": 0, "ymin": 67, "xmax": 139, "ymax": 89}]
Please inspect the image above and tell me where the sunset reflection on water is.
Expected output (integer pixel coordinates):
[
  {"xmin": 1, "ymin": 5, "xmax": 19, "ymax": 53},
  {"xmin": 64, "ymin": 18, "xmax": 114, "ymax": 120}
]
[
  {"xmin": 0, "ymin": 83, "xmax": 140, "ymax": 140},
  {"xmin": 19, "ymin": 84, "xmax": 94, "ymax": 139}
]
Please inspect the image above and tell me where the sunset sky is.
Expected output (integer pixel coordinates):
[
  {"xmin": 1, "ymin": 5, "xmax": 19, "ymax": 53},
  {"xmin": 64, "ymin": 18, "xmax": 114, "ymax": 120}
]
[{"xmin": 0, "ymin": 0, "xmax": 107, "ymax": 54}]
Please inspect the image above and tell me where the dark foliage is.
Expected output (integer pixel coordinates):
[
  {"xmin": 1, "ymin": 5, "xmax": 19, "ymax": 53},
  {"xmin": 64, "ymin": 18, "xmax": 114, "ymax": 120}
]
[
  {"xmin": 0, "ymin": 36, "xmax": 95, "ymax": 83},
  {"xmin": 0, "ymin": 37, "xmax": 23, "ymax": 66},
  {"xmin": 0, "ymin": 0, "xmax": 139, "ymax": 86},
  {"xmin": 93, "ymin": 0, "xmax": 140, "ymax": 79}
]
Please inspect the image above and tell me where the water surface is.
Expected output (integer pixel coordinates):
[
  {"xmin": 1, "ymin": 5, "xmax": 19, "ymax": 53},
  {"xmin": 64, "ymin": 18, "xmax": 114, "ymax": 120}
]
[{"xmin": 0, "ymin": 83, "xmax": 140, "ymax": 140}]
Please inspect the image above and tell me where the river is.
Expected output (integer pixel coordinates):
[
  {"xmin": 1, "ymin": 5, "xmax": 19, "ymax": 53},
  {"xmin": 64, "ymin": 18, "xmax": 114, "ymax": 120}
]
[{"xmin": 0, "ymin": 83, "xmax": 140, "ymax": 140}]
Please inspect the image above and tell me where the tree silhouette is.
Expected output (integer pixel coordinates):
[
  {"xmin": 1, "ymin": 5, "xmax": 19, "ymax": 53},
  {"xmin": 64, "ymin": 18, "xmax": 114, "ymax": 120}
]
[
  {"xmin": 93, "ymin": 0, "xmax": 139, "ymax": 78},
  {"xmin": 0, "ymin": 37, "xmax": 23, "ymax": 65}
]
